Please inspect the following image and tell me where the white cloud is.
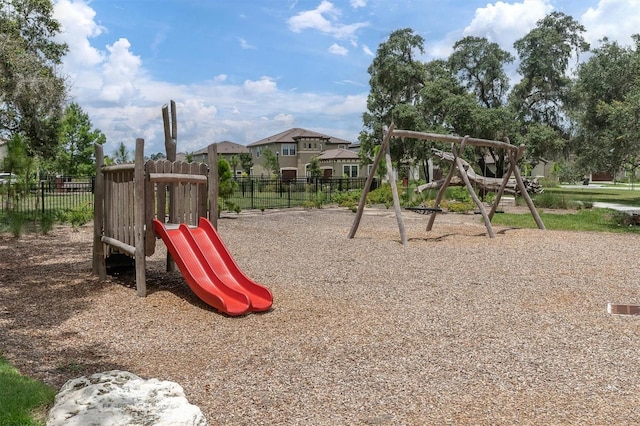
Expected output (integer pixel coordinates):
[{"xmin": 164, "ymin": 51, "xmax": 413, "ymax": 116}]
[
  {"xmin": 54, "ymin": 0, "xmax": 104, "ymax": 68},
  {"xmin": 239, "ymin": 37, "xmax": 256, "ymax": 49},
  {"xmin": 287, "ymin": 0, "xmax": 369, "ymax": 39},
  {"xmin": 463, "ymin": 0, "xmax": 552, "ymax": 50},
  {"xmin": 100, "ymin": 38, "xmax": 143, "ymax": 103},
  {"xmin": 243, "ymin": 76, "xmax": 278, "ymax": 94},
  {"xmin": 362, "ymin": 44, "xmax": 374, "ymax": 56},
  {"xmin": 581, "ymin": 0, "xmax": 640, "ymax": 46},
  {"xmin": 424, "ymin": 0, "xmax": 552, "ymax": 59},
  {"xmin": 274, "ymin": 113, "xmax": 296, "ymax": 127},
  {"xmin": 329, "ymin": 43, "xmax": 349, "ymax": 55},
  {"xmin": 350, "ymin": 0, "xmax": 367, "ymax": 8}
]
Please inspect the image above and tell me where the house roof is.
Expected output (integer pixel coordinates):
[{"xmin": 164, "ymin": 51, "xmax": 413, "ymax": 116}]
[
  {"xmin": 247, "ymin": 128, "xmax": 352, "ymax": 147},
  {"xmin": 317, "ymin": 148, "xmax": 359, "ymax": 161},
  {"xmin": 193, "ymin": 141, "xmax": 248, "ymax": 155}
]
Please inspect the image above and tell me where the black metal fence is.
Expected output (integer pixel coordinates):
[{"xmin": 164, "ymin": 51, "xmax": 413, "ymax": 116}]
[
  {"xmin": 0, "ymin": 176, "xmax": 95, "ymax": 221},
  {"xmin": 229, "ymin": 177, "xmax": 375, "ymax": 210},
  {"xmin": 0, "ymin": 176, "xmax": 377, "ymax": 221}
]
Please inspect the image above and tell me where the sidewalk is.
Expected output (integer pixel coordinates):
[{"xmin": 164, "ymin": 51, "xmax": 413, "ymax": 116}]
[{"xmin": 592, "ymin": 202, "xmax": 640, "ymax": 214}]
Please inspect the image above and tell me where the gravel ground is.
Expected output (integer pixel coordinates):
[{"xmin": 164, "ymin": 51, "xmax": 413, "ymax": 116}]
[{"xmin": 1, "ymin": 206, "xmax": 640, "ymax": 425}]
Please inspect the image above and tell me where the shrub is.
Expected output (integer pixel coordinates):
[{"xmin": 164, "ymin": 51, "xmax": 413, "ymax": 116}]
[
  {"xmin": 533, "ymin": 192, "xmax": 582, "ymax": 210},
  {"xmin": 66, "ymin": 202, "xmax": 93, "ymax": 229},
  {"xmin": 39, "ymin": 212, "xmax": 55, "ymax": 235},
  {"xmin": 441, "ymin": 199, "xmax": 475, "ymax": 213},
  {"xmin": 7, "ymin": 211, "xmax": 26, "ymax": 237},
  {"xmin": 331, "ymin": 189, "xmax": 361, "ymax": 208},
  {"xmin": 367, "ymin": 184, "xmax": 393, "ymax": 205}
]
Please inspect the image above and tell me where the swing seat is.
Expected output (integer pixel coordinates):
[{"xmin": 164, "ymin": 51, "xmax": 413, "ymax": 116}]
[{"xmin": 406, "ymin": 206, "xmax": 443, "ymax": 215}]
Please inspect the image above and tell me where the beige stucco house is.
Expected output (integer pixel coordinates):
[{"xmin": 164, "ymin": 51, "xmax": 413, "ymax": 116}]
[{"xmin": 247, "ymin": 128, "xmax": 356, "ymax": 179}]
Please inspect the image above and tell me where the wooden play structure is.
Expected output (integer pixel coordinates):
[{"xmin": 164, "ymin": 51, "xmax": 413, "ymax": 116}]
[
  {"xmin": 92, "ymin": 101, "xmax": 220, "ymax": 296},
  {"xmin": 348, "ymin": 123, "xmax": 545, "ymax": 244}
]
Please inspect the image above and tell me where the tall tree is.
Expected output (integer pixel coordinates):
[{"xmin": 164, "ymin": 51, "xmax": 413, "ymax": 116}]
[
  {"xmin": 307, "ymin": 156, "xmax": 321, "ymax": 178},
  {"xmin": 449, "ymin": 36, "xmax": 514, "ymax": 109},
  {"xmin": 239, "ymin": 152, "xmax": 253, "ymax": 175},
  {"xmin": 511, "ymin": 12, "xmax": 589, "ymax": 162},
  {"xmin": 359, "ymin": 28, "xmax": 426, "ymax": 165},
  {"xmin": 261, "ymin": 148, "xmax": 278, "ymax": 176},
  {"xmin": 0, "ymin": 0, "xmax": 68, "ymax": 158},
  {"xmin": 54, "ymin": 103, "xmax": 106, "ymax": 176},
  {"xmin": 113, "ymin": 142, "xmax": 131, "ymax": 164},
  {"xmin": 573, "ymin": 36, "xmax": 640, "ymax": 176},
  {"xmin": 449, "ymin": 36, "xmax": 516, "ymax": 176}
]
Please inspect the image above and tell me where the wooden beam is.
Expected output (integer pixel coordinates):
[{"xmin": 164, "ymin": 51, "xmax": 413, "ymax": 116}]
[
  {"xmin": 93, "ymin": 143, "xmax": 106, "ymax": 281},
  {"xmin": 101, "ymin": 236, "xmax": 136, "ymax": 256},
  {"xmin": 148, "ymin": 173, "xmax": 208, "ymax": 184},
  {"xmin": 208, "ymin": 144, "xmax": 218, "ymax": 228},
  {"xmin": 134, "ymin": 138, "xmax": 146, "ymax": 296},
  {"xmin": 391, "ymin": 129, "xmax": 518, "ymax": 152},
  {"xmin": 348, "ymin": 122, "xmax": 395, "ymax": 239},
  {"xmin": 385, "ymin": 132, "xmax": 407, "ymax": 245}
]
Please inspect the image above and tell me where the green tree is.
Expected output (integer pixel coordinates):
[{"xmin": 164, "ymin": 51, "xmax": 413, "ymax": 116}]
[
  {"xmin": 217, "ymin": 156, "xmax": 234, "ymax": 199},
  {"xmin": 360, "ymin": 28, "xmax": 427, "ymax": 166},
  {"xmin": 239, "ymin": 152, "xmax": 253, "ymax": 175},
  {"xmin": 149, "ymin": 152, "xmax": 166, "ymax": 161},
  {"xmin": 113, "ymin": 142, "xmax": 131, "ymax": 164},
  {"xmin": 511, "ymin": 12, "xmax": 589, "ymax": 161},
  {"xmin": 53, "ymin": 102, "xmax": 105, "ymax": 176},
  {"xmin": 1, "ymin": 133, "xmax": 34, "ymax": 188},
  {"xmin": 261, "ymin": 148, "xmax": 278, "ymax": 176},
  {"xmin": 573, "ymin": 36, "xmax": 640, "ymax": 176},
  {"xmin": 229, "ymin": 154, "xmax": 239, "ymax": 176},
  {"xmin": 307, "ymin": 156, "xmax": 321, "ymax": 178},
  {"xmin": 449, "ymin": 36, "xmax": 514, "ymax": 109},
  {"xmin": 448, "ymin": 36, "xmax": 517, "ymax": 176},
  {"xmin": 0, "ymin": 0, "xmax": 68, "ymax": 158}
]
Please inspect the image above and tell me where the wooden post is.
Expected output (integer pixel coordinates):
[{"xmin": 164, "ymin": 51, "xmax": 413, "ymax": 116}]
[
  {"xmin": 510, "ymin": 149, "xmax": 546, "ymax": 230},
  {"xmin": 134, "ymin": 138, "xmax": 146, "ymax": 296},
  {"xmin": 92, "ymin": 143, "xmax": 106, "ymax": 281},
  {"xmin": 426, "ymin": 145, "xmax": 458, "ymax": 232},
  {"xmin": 489, "ymin": 144, "xmax": 523, "ymax": 220},
  {"xmin": 348, "ymin": 122, "xmax": 395, "ymax": 239},
  {"xmin": 208, "ymin": 143, "xmax": 218, "ymax": 228},
  {"xmin": 384, "ymin": 135, "xmax": 407, "ymax": 245},
  {"xmin": 162, "ymin": 101, "xmax": 178, "ymax": 272},
  {"xmin": 452, "ymin": 141, "xmax": 495, "ymax": 238}
]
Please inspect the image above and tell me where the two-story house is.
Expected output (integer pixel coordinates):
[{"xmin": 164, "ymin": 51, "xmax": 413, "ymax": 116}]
[{"xmin": 247, "ymin": 128, "xmax": 358, "ymax": 179}]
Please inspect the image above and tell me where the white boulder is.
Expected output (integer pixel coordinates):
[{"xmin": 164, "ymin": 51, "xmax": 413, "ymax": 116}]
[{"xmin": 46, "ymin": 370, "xmax": 207, "ymax": 426}]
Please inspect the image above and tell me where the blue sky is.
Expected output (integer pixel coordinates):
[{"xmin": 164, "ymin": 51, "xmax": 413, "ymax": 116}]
[{"xmin": 52, "ymin": 0, "xmax": 640, "ymax": 156}]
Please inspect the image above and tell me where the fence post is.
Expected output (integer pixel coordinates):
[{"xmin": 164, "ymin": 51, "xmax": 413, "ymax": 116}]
[
  {"xmin": 41, "ymin": 181, "xmax": 45, "ymax": 216},
  {"xmin": 288, "ymin": 183, "xmax": 291, "ymax": 208},
  {"xmin": 251, "ymin": 178, "xmax": 254, "ymax": 209}
]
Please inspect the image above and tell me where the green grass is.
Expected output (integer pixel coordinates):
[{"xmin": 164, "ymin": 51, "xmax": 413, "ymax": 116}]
[
  {"xmin": 0, "ymin": 356, "xmax": 56, "ymax": 426},
  {"xmin": 545, "ymin": 186, "xmax": 640, "ymax": 205},
  {"xmin": 491, "ymin": 208, "xmax": 640, "ymax": 233}
]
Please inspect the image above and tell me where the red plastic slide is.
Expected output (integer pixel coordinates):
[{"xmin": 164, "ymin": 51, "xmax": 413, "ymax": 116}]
[{"xmin": 153, "ymin": 217, "xmax": 273, "ymax": 316}]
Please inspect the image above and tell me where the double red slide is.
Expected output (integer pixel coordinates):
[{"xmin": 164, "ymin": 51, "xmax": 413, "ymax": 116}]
[{"xmin": 153, "ymin": 217, "xmax": 273, "ymax": 316}]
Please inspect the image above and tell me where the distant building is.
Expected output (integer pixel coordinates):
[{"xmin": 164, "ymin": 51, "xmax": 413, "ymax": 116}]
[
  {"xmin": 189, "ymin": 141, "xmax": 249, "ymax": 176},
  {"xmin": 247, "ymin": 128, "xmax": 355, "ymax": 179}
]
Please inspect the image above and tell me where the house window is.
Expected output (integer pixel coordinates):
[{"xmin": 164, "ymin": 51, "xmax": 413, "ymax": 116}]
[
  {"xmin": 343, "ymin": 165, "xmax": 358, "ymax": 178},
  {"xmin": 338, "ymin": 144, "xmax": 346, "ymax": 149},
  {"xmin": 255, "ymin": 147, "xmax": 261, "ymax": 157},
  {"xmin": 282, "ymin": 143, "xmax": 296, "ymax": 156}
]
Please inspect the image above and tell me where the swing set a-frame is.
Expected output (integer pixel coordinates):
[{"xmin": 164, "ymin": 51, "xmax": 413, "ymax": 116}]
[{"xmin": 348, "ymin": 123, "xmax": 546, "ymax": 244}]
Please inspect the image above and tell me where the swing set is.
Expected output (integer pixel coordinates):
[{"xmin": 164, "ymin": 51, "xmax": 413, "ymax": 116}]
[{"xmin": 348, "ymin": 123, "xmax": 545, "ymax": 244}]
